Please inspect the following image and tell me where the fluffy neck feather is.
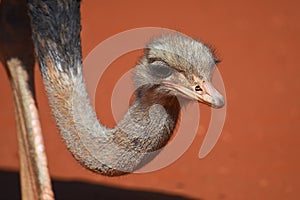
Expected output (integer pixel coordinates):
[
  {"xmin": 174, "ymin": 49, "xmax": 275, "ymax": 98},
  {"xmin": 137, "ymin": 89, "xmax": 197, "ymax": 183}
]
[{"xmin": 28, "ymin": 0, "xmax": 181, "ymax": 176}]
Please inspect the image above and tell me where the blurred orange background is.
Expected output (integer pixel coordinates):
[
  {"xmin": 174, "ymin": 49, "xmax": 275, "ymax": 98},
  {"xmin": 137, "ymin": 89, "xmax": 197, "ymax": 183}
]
[{"xmin": 0, "ymin": 0, "xmax": 299, "ymax": 199}]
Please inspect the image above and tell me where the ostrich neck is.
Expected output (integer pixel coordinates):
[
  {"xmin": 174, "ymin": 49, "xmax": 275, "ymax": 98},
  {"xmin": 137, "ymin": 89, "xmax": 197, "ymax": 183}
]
[
  {"xmin": 28, "ymin": 0, "xmax": 180, "ymax": 176},
  {"xmin": 41, "ymin": 67, "xmax": 180, "ymax": 176}
]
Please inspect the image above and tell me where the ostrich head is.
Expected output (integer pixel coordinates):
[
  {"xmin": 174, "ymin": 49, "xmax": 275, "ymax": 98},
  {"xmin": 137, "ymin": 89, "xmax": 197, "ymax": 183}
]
[{"xmin": 133, "ymin": 34, "xmax": 225, "ymax": 108}]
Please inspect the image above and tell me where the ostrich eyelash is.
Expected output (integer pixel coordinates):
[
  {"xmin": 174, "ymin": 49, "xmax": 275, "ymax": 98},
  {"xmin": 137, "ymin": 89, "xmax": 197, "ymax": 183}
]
[
  {"xmin": 148, "ymin": 57, "xmax": 169, "ymax": 65},
  {"xmin": 195, "ymin": 39, "xmax": 221, "ymax": 65},
  {"xmin": 214, "ymin": 58, "xmax": 221, "ymax": 64}
]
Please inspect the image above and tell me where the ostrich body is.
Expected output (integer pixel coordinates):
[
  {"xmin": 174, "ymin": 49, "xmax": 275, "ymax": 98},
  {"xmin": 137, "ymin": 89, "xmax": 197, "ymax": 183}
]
[{"xmin": 1, "ymin": 0, "xmax": 224, "ymax": 199}]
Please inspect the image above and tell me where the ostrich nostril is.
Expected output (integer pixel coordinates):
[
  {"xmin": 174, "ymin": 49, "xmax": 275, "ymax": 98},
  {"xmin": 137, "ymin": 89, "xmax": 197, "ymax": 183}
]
[{"xmin": 195, "ymin": 85, "xmax": 202, "ymax": 92}]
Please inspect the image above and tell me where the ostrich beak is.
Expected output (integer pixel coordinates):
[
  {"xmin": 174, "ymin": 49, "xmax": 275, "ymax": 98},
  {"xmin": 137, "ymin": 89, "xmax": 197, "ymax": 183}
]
[
  {"xmin": 194, "ymin": 81, "xmax": 225, "ymax": 108},
  {"xmin": 163, "ymin": 80, "xmax": 225, "ymax": 108}
]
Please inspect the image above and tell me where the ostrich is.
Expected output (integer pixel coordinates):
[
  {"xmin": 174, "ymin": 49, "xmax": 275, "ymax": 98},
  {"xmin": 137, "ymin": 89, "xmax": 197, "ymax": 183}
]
[{"xmin": 1, "ymin": 0, "xmax": 224, "ymax": 199}]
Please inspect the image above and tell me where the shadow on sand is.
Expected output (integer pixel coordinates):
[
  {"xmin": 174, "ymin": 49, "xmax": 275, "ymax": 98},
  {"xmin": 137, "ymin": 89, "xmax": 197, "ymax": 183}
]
[{"xmin": 0, "ymin": 170, "xmax": 199, "ymax": 200}]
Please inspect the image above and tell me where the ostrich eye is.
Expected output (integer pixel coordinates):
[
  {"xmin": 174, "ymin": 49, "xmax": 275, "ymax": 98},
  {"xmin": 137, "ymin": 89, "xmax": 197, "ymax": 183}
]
[{"xmin": 150, "ymin": 62, "xmax": 172, "ymax": 78}]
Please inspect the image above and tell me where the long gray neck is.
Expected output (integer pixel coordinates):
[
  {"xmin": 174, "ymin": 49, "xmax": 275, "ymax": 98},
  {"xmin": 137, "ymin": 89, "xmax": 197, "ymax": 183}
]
[{"xmin": 28, "ymin": 0, "xmax": 180, "ymax": 176}]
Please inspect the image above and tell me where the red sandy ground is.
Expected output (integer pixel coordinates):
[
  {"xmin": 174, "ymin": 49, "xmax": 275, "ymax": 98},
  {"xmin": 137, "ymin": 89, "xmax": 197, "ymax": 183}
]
[{"xmin": 0, "ymin": 1, "xmax": 299, "ymax": 199}]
